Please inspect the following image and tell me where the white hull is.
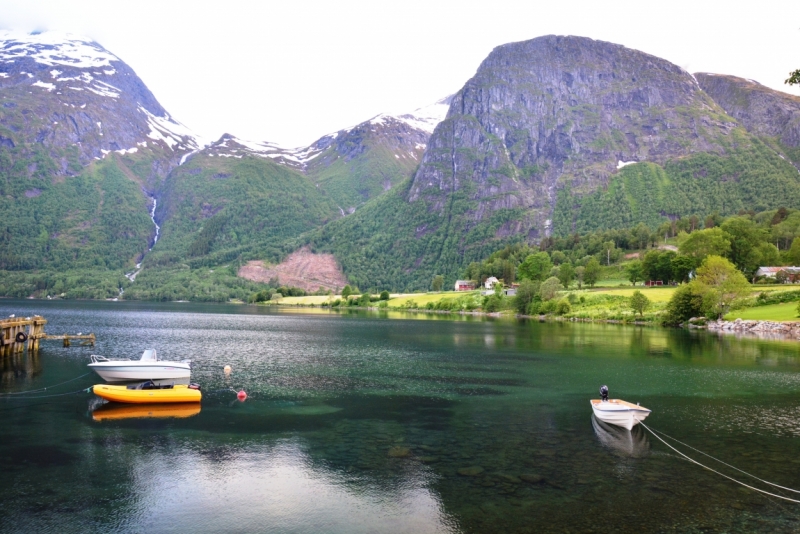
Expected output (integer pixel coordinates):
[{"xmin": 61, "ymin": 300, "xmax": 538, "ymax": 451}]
[
  {"xmin": 88, "ymin": 362, "xmax": 191, "ymax": 382},
  {"xmin": 591, "ymin": 399, "xmax": 651, "ymax": 430}
]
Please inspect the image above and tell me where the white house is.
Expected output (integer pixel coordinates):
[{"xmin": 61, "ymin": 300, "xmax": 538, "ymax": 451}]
[{"xmin": 484, "ymin": 276, "xmax": 500, "ymax": 289}]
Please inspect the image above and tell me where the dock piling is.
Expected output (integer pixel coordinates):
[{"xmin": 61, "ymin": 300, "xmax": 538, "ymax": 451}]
[{"xmin": 0, "ymin": 316, "xmax": 94, "ymax": 356}]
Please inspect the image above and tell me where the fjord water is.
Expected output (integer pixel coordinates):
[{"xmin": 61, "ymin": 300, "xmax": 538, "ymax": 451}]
[{"xmin": 1, "ymin": 301, "xmax": 799, "ymax": 533}]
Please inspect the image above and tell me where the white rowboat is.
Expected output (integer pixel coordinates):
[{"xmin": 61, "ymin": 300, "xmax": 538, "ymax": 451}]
[
  {"xmin": 590, "ymin": 399, "xmax": 651, "ymax": 430},
  {"xmin": 88, "ymin": 349, "xmax": 191, "ymax": 382}
]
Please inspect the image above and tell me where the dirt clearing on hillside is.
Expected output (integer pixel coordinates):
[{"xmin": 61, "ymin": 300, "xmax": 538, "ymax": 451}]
[{"xmin": 238, "ymin": 247, "xmax": 348, "ymax": 293}]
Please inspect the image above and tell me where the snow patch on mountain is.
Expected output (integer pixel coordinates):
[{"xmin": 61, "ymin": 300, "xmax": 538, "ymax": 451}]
[
  {"xmin": 369, "ymin": 95, "xmax": 452, "ymax": 133},
  {"xmin": 0, "ymin": 30, "xmax": 119, "ymax": 69},
  {"xmin": 139, "ymin": 106, "xmax": 203, "ymax": 151}
]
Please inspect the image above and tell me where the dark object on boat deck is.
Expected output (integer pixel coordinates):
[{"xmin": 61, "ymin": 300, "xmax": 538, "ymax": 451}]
[
  {"xmin": 600, "ymin": 385, "xmax": 609, "ymax": 402},
  {"xmin": 188, "ymin": 383, "xmax": 201, "ymax": 390}
]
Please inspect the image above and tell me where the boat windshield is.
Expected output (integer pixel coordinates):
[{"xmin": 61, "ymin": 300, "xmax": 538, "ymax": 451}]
[{"xmin": 140, "ymin": 349, "xmax": 157, "ymax": 361}]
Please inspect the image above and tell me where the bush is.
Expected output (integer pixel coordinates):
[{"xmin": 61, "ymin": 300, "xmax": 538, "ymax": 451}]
[
  {"xmin": 483, "ymin": 294, "xmax": 503, "ymax": 312},
  {"xmin": 514, "ymin": 279, "xmax": 540, "ymax": 313},
  {"xmin": 662, "ymin": 284, "xmax": 703, "ymax": 326},
  {"xmin": 540, "ymin": 299, "xmax": 558, "ymax": 314},
  {"xmin": 379, "ymin": 290, "xmax": 390, "ymax": 300},
  {"xmin": 540, "ymin": 277, "xmax": 562, "ymax": 301},
  {"xmin": 555, "ymin": 299, "xmax": 572, "ymax": 315}
]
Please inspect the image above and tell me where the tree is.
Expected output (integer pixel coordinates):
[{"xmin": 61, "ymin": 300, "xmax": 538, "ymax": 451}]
[
  {"xmin": 787, "ymin": 237, "xmax": 800, "ymax": 266},
  {"xmin": 518, "ymin": 252, "xmax": 552, "ymax": 281},
  {"xmin": 678, "ymin": 228, "xmax": 731, "ymax": 262},
  {"xmin": 721, "ymin": 217, "xmax": 769, "ymax": 277},
  {"xmin": 431, "ymin": 275, "xmax": 444, "ymax": 292},
  {"xmin": 584, "ymin": 257, "xmax": 601, "ymax": 288},
  {"xmin": 558, "ymin": 262, "xmax": 575, "ymax": 289},
  {"xmin": 514, "ymin": 279, "xmax": 540, "ymax": 314},
  {"xmin": 379, "ymin": 290, "xmax": 390, "ymax": 301},
  {"xmin": 341, "ymin": 285, "xmax": 353, "ymax": 299},
  {"xmin": 539, "ymin": 277, "xmax": 562, "ymax": 301},
  {"xmin": 629, "ymin": 290, "xmax": 651, "ymax": 317},
  {"xmin": 626, "ymin": 260, "xmax": 645, "ymax": 286},
  {"xmin": 691, "ymin": 255, "xmax": 751, "ymax": 319},
  {"xmin": 575, "ymin": 266, "xmax": 585, "ymax": 290},
  {"xmin": 787, "ymin": 69, "xmax": 800, "ymax": 85},
  {"xmin": 642, "ymin": 250, "xmax": 675, "ymax": 282},
  {"xmin": 671, "ymin": 255, "xmax": 697, "ymax": 283},
  {"xmin": 662, "ymin": 284, "xmax": 704, "ymax": 326},
  {"xmin": 551, "ymin": 251, "xmax": 567, "ymax": 265}
]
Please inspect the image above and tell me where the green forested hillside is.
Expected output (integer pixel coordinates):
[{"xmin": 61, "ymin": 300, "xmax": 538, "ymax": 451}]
[
  {"xmin": 552, "ymin": 139, "xmax": 800, "ymax": 235},
  {"xmin": 0, "ymin": 150, "xmax": 153, "ymax": 272},
  {"xmin": 117, "ymin": 154, "xmax": 341, "ymax": 301},
  {"xmin": 151, "ymin": 154, "xmax": 339, "ymax": 267},
  {"xmin": 307, "ymin": 178, "xmax": 528, "ymax": 292},
  {"xmin": 307, "ymin": 133, "xmax": 800, "ymax": 292}
]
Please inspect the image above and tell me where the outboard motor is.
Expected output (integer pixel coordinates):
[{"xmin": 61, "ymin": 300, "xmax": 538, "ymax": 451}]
[{"xmin": 599, "ymin": 385, "xmax": 609, "ymax": 402}]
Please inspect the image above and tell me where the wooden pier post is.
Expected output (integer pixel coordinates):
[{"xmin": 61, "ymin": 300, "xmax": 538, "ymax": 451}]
[{"xmin": 0, "ymin": 315, "xmax": 94, "ymax": 356}]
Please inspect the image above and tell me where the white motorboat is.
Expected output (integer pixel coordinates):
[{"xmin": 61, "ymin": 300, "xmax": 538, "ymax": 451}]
[
  {"xmin": 590, "ymin": 385, "xmax": 651, "ymax": 430},
  {"xmin": 590, "ymin": 399, "xmax": 651, "ymax": 430},
  {"xmin": 88, "ymin": 349, "xmax": 191, "ymax": 382}
]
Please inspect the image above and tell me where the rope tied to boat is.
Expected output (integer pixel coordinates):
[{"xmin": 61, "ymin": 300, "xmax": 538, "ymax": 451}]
[
  {"xmin": 0, "ymin": 372, "xmax": 93, "ymax": 397},
  {"xmin": 638, "ymin": 420, "xmax": 800, "ymax": 504}
]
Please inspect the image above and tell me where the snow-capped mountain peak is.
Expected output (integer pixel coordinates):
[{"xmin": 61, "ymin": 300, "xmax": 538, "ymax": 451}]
[
  {"xmin": 370, "ymin": 95, "xmax": 453, "ymax": 133},
  {"xmin": 0, "ymin": 30, "xmax": 119, "ymax": 69},
  {"xmin": 0, "ymin": 30, "xmax": 203, "ymax": 164}
]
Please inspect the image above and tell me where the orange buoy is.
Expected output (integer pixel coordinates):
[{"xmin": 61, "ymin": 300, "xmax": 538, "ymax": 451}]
[
  {"xmin": 237, "ymin": 389, "xmax": 247, "ymax": 401},
  {"xmin": 223, "ymin": 365, "xmax": 232, "ymax": 374}
]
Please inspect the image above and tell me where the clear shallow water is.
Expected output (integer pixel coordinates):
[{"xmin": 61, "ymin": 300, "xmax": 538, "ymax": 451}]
[{"xmin": 1, "ymin": 300, "xmax": 800, "ymax": 533}]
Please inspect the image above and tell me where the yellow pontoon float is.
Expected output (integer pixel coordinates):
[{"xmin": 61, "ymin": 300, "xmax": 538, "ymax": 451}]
[{"xmin": 92, "ymin": 381, "xmax": 202, "ymax": 404}]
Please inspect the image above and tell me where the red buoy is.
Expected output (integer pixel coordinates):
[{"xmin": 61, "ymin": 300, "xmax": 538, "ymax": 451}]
[{"xmin": 237, "ymin": 389, "xmax": 247, "ymax": 401}]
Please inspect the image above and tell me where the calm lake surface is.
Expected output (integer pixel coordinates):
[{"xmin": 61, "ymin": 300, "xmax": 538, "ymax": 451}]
[{"xmin": 1, "ymin": 300, "xmax": 800, "ymax": 533}]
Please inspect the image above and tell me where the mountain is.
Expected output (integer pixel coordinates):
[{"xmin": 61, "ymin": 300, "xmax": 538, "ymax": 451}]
[
  {"xmin": 5, "ymin": 31, "xmax": 800, "ymax": 299},
  {"xmin": 137, "ymin": 99, "xmax": 450, "ymax": 297},
  {"xmin": 309, "ymin": 35, "xmax": 800, "ymax": 291},
  {"xmin": 0, "ymin": 31, "xmax": 205, "ymax": 294},
  {"xmin": 0, "ymin": 31, "xmax": 201, "ymax": 181},
  {"xmin": 193, "ymin": 97, "xmax": 451, "ymax": 211},
  {"xmin": 695, "ymin": 73, "xmax": 800, "ymax": 158}
]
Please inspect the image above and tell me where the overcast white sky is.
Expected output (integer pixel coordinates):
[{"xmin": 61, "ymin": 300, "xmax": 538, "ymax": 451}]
[{"xmin": 2, "ymin": 0, "xmax": 799, "ymax": 147}]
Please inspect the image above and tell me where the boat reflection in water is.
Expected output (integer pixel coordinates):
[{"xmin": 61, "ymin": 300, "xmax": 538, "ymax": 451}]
[
  {"xmin": 592, "ymin": 414, "xmax": 650, "ymax": 458},
  {"xmin": 92, "ymin": 402, "xmax": 201, "ymax": 421}
]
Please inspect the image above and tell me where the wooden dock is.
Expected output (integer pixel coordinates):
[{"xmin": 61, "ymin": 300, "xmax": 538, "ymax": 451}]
[{"xmin": 0, "ymin": 315, "xmax": 95, "ymax": 356}]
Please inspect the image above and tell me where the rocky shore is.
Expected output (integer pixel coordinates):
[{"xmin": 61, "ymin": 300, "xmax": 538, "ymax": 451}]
[{"xmin": 704, "ymin": 318, "xmax": 800, "ymax": 340}]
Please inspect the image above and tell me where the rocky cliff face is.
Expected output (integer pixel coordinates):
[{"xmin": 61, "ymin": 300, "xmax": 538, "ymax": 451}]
[
  {"xmin": 695, "ymin": 73, "xmax": 800, "ymax": 149},
  {"xmin": 0, "ymin": 31, "xmax": 201, "ymax": 184},
  {"xmin": 408, "ymin": 35, "xmax": 738, "ymax": 236}
]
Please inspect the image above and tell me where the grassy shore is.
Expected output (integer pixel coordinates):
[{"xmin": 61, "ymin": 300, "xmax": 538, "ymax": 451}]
[
  {"xmin": 725, "ymin": 302, "xmax": 800, "ymax": 321},
  {"xmin": 272, "ymin": 283, "xmax": 800, "ymax": 324}
]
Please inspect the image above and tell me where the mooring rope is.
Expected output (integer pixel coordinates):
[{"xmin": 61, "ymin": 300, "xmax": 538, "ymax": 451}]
[
  {"xmin": 638, "ymin": 421, "xmax": 800, "ymax": 504},
  {"xmin": 0, "ymin": 372, "xmax": 92, "ymax": 396},
  {"xmin": 644, "ymin": 424, "xmax": 800, "ymax": 495},
  {"xmin": 2, "ymin": 387, "xmax": 92, "ymax": 400}
]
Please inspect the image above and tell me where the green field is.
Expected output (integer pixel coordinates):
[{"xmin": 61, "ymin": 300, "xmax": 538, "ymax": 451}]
[{"xmin": 725, "ymin": 302, "xmax": 800, "ymax": 321}]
